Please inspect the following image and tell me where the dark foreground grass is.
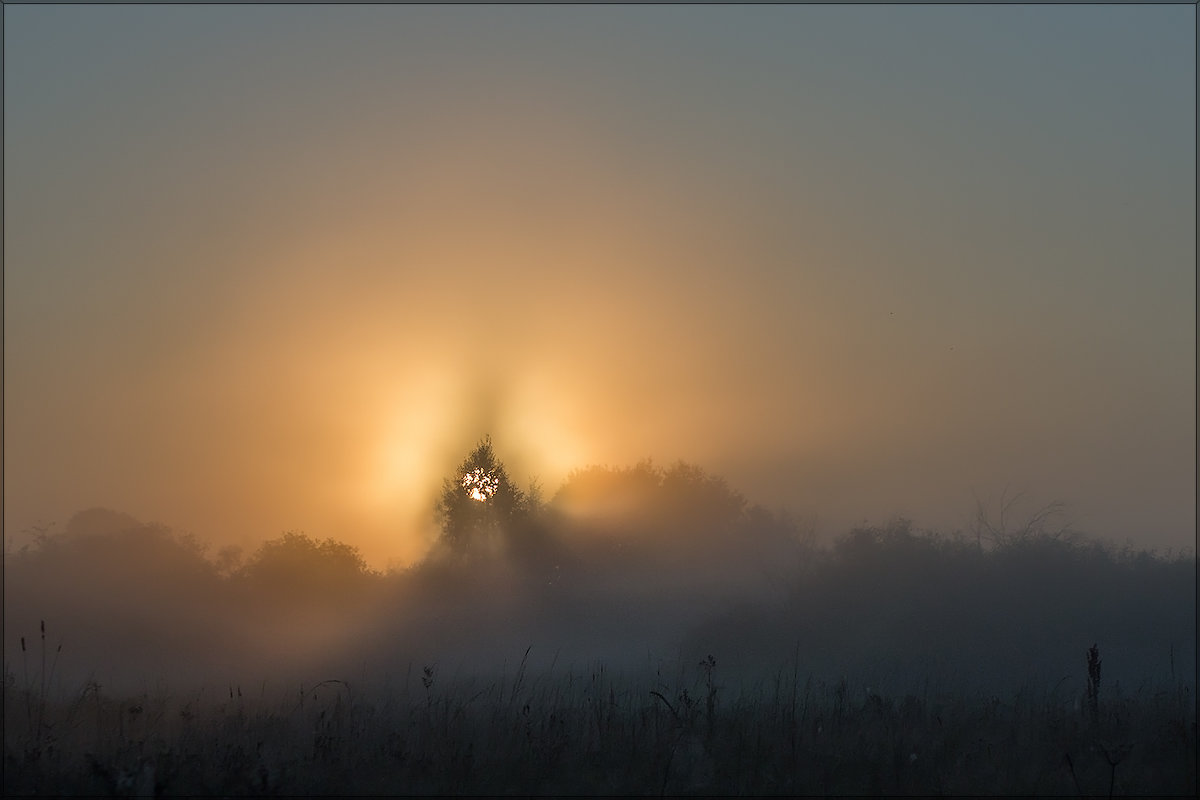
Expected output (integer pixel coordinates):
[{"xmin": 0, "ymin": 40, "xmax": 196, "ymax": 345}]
[{"xmin": 5, "ymin": 658, "xmax": 1195, "ymax": 796}]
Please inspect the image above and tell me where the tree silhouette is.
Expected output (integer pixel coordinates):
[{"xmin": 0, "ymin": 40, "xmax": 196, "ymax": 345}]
[{"xmin": 435, "ymin": 436, "xmax": 535, "ymax": 556}]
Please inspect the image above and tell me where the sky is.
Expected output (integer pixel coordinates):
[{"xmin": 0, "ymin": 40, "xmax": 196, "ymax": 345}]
[{"xmin": 4, "ymin": 3, "xmax": 1195, "ymax": 569}]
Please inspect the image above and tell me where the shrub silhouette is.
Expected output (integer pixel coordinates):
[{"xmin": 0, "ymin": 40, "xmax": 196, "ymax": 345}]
[
  {"xmin": 239, "ymin": 530, "xmax": 373, "ymax": 600},
  {"xmin": 552, "ymin": 459, "xmax": 747, "ymax": 535},
  {"xmin": 5, "ymin": 511, "xmax": 224, "ymax": 680},
  {"xmin": 228, "ymin": 532, "xmax": 382, "ymax": 667},
  {"xmin": 10, "ymin": 510, "xmax": 218, "ymax": 598},
  {"xmin": 552, "ymin": 460, "xmax": 662, "ymax": 527},
  {"xmin": 549, "ymin": 460, "xmax": 801, "ymax": 574}
]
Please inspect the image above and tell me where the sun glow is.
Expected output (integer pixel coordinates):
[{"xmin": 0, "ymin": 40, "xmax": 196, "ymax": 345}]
[
  {"xmin": 462, "ymin": 467, "xmax": 499, "ymax": 502},
  {"xmin": 352, "ymin": 354, "xmax": 599, "ymax": 566}
]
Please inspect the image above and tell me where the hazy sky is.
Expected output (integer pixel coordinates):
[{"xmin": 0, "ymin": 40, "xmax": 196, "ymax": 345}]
[{"xmin": 5, "ymin": 4, "xmax": 1194, "ymax": 568}]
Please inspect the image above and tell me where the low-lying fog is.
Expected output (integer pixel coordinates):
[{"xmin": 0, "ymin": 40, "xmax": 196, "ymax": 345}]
[{"xmin": 5, "ymin": 458, "xmax": 1194, "ymax": 704}]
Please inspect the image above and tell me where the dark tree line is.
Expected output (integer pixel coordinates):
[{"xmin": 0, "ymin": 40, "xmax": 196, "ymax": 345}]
[{"xmin": 7, "ymin": 442, "xmax": 1192, "ymax": 699}]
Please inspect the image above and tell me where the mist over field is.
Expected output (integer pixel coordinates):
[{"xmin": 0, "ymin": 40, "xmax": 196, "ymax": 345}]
[
  {"xmin": 6, "ymin": 454, "xmax": 1193, "ymax": 700},
  {"xmin": 6, "ymin": 452, "xmax": 1196, "ymax": 796}
]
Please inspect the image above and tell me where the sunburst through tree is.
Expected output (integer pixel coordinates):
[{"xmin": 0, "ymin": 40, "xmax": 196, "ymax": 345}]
[{"xmin": 435, "ymin": 436, "xmax": 537, "ymax": 556}]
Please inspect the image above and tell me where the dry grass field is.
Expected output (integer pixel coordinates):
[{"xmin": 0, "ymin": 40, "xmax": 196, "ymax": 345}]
[{"xmin": 6, "ymin": 641, "xmax": 1195, "ymax": 796}]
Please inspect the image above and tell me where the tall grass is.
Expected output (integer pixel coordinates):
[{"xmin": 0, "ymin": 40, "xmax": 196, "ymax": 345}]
[{"xmin": 5, "ymin": 647, "xmax": 1195, "ymax": 795}]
